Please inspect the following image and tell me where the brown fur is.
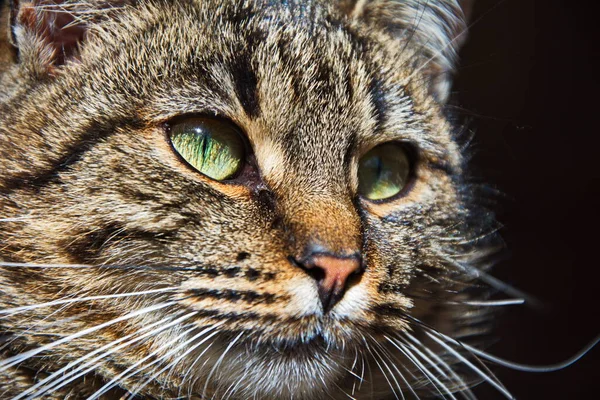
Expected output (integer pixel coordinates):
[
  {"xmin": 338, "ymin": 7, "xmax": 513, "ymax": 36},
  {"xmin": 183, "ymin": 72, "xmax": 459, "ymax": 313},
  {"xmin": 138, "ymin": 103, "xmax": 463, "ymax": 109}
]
[{"xmin": 0, "ymin": 1, "xmax": 497, "ymax": 399}]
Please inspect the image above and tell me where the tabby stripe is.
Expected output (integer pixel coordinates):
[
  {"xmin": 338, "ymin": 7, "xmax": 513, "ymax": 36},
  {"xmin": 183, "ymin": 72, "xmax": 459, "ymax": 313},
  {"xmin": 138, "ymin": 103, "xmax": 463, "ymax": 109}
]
[
  {"xmin": 369, "ymin": 76, "xmax": 388, "ymax": 130},
  {"xmin": 194, "ymin": 309, "xmax": 320, "ymax": 326},
  {"xmin": 371, "ymin": 303, "xmax": 408, "ymax": 318},
  {"xmin": 63, "ymin": 221, "xmax": 176, "ymax": 263},
  {"xmin": 189, "ymin": 265, "xmax": 276, "ymax": 281},
  {"xmin": 6, "ymin": 263, "xmax": 280, "ymax": 280},
  {"xmin": 193, "ymin": 309, "xmax": 323, "ymax": 327},
  {"xmin": 378, "ymin": 282, "xmax": 406, "ymax": 293},
  {"xmin": 188, "ymin": 288, "xmax": 280, "ymax": 304},
  {"xmin": 230, "ymin": 46, "xmax": 261, "ymax": 118},
  {"xmin": 193, "ymin": 309, "xmax": 266, "ymax": 323},
  {"xmin": 1, "ymin": 117, "xmax": 143, "ymax": 194},
  {"xmin": 245, "ymin": 267, "xmax": 276, "ymax": 281},
  {"xmin": 191, "ymin": 266, "xmax": 240, "ymax": 278}
]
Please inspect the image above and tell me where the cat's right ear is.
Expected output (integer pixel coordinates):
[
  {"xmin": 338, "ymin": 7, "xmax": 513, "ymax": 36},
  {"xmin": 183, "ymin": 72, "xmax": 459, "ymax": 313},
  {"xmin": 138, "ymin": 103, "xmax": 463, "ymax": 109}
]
[
  {"xmin": 8, "ymin": 1, "xmax": 122, "ymax": 78},
  {"xmin": 9, "ymin": 0, "xmax": 87, "ymax": 77},
  {"xmin": 336, "ymin": 0, "xmax": 475, "ymax": 103}
]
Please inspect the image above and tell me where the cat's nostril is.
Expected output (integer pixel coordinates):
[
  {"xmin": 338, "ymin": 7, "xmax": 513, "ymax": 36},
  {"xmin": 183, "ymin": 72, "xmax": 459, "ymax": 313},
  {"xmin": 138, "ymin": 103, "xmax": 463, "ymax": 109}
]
[{"xmin": 295, "ymin": 253, "xmax": 363, "ymax": 313}]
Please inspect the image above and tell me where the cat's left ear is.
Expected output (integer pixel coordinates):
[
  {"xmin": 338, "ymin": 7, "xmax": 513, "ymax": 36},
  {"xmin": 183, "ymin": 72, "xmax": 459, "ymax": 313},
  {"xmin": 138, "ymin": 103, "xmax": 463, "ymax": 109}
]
[
  {"xmin": 8, "ymin": 1, "xmax": 123, "ymax": 77},
  {"xmin": 338, "ymin": 0, "xmax": 475, "ymax": 103}
]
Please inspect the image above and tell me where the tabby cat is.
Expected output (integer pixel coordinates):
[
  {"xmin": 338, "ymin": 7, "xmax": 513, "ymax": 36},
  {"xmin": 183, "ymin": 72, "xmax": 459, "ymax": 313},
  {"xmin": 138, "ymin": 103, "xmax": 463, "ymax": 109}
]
[{"xmin": 0, "ymin": 0, "xmax": 513, "ymax": 399}]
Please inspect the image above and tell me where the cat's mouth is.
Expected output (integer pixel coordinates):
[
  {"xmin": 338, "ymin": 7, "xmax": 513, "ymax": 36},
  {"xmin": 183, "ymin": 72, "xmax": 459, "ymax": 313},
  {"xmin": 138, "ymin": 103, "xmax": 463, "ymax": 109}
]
[
  {"xmin": 244, "ymin": 317, "xmax": 356, "ymax": 350},
  {"xmin": 181, "ymin": 310, "xmax": 393, "ymax": 372}
]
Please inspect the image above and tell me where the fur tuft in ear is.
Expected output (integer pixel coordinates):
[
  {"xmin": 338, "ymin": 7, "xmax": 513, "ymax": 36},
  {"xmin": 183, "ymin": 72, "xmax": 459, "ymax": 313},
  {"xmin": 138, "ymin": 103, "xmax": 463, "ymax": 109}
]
[
  {"xmin": 8, "ymin": 0, "xmax": 125, "ymax": 77},
  {"xmin": 338, "ymin": 0, "xmax": 474, "ymax": 103}
]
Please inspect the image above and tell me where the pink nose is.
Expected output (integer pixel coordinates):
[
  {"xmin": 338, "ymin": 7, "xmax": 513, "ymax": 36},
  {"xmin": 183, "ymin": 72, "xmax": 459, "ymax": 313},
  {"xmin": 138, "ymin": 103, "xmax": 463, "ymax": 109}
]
[{"xmin": 300, "ymin": 254, "xmax": 363, "ymax": 312}]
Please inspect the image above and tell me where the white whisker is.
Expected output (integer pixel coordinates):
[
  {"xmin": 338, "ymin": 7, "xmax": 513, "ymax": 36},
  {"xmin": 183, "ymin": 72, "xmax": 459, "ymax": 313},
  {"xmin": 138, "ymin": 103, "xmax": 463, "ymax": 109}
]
[
  {"xmin": 445, "ymin": 299, "xmax": 525, "ymax": 307},
  {"xmin": 125, "ymin": 322, "xmax": 225, "ymax": 400},
  {"xmin": 350, "ymin": 348, "xmax": 360, "ymax": 395},
  {"xmin": 0, "ymin": 301, "xmax": 176, "ymax": 373},
  {"xmin": 180, "ymin": 337, "xmax": 219, "ymax": 398},
  {"xmin": 201, "ymin": 331, "xmax": 244, "ymax": 399},
  {"xmin": 403, "ymin": 332, "xmax": 475, "ymax": 400},
  {"xmin": 391, "ymin": 335, "xmax": 457, "ymax": 399},
  {"xmin": 20, "ymin": 312, "xmax": 197, "ymax": 400},
  {"xmin": 434, "ymin": 253, "xmax": 542, "ymax": 308},
  {"xmin": 363, "ymin": 335, "xmax": 403, "ymax": 400},
  {"xmin": 86, "ymin": 324, "xmax": 201, "ymax": 400},
  {"xmin": 1, "ymin": 287, "xmax": 178, "ymax": 316},
  {"xmin": 0, "ymin": 217, "xmax": 31, "ymax": 222},
  {"xmin": 384, "ymin": 334, "xmax": 445, "ymax": 398},
  {"xmin": 0, "ymin": 262, "xmax": 97, "ymax": 269},
  {"xmin": 358, "ymin": 349, "xmax": 367, "ymax": 393},
  {"xmin": 450, "ymin": 334, "xmax": 600, "ymax": 373},
  {"xmin": 349, "ymin": 347, "xmax": 362, "ymax": 396},
  {"xmin": 374, "ymin": 337, "xmax": 421, "ymax": 397},
  {"xmin": 425, "ymin": 332, "xmax": 514, "ymax": 399}
]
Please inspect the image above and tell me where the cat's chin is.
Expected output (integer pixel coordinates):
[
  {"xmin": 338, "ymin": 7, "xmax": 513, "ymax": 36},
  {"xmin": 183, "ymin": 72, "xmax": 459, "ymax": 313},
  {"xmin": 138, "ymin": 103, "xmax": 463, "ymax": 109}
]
[
  {"xmin": 167, "ymin": 320, "xmax": 371, "ymax": 400},
  {"xmin": 186, "ymin": 337, "xmax": 351, "ymax": 400}
]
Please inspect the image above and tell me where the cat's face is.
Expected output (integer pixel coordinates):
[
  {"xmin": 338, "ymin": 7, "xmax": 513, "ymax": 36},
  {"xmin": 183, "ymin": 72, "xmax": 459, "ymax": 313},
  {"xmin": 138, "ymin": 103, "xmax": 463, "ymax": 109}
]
[{"xmin": 0, "ymin": 1, "xmax": 492, "ymax": 399}]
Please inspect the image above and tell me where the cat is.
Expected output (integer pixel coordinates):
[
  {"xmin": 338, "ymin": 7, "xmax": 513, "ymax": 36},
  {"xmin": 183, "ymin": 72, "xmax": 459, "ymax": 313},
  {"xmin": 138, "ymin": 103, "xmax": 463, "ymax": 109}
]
[{"xmin": 0, "ymin": 0, "xmax": 515, "ymax": 399}]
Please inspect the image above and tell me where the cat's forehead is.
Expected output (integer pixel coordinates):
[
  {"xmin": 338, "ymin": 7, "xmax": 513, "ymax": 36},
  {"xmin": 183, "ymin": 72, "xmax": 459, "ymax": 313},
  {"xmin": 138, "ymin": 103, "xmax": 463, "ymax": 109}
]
[
  {"xmin": 90, "ymin": 0, "xmax": 438, "ymax": 135},
  {"xmin": 143, "ymin": 1, "xmax": 389, "ymax": 122},
  {"xmin": 78, "ymin": 0, "xmax": 458, "ymax": 186}
]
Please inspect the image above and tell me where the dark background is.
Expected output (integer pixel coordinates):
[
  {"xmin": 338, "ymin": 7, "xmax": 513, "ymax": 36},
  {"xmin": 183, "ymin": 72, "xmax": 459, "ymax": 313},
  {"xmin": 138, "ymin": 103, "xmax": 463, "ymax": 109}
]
[{"xmin": 453, "ymin": 0, "xmax": 600, "ymax": 398}]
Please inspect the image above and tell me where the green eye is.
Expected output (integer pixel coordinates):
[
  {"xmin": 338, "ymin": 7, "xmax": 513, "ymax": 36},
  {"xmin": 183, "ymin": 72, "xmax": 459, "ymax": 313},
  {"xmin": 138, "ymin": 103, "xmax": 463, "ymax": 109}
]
[
  {"xmin": 169, "ymin": 117, "xmax": 245, "ymax": 181},
  {"xmin": 358, "ymin": 143, "xmax": 411, "ymax": 201}
]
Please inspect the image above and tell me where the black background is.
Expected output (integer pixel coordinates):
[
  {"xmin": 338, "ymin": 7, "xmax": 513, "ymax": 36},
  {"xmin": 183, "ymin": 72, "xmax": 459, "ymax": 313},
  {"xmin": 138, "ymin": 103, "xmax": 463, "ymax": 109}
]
[{"xmin": 454, "ymin": 0, "xmax": 600, "ymax": 398}]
